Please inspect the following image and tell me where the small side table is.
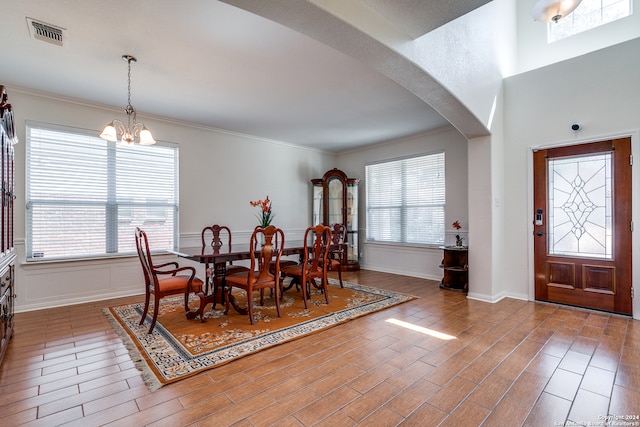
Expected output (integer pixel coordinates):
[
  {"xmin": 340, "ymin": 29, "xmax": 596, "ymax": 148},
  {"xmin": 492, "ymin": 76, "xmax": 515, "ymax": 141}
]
[{"xmin": 439, "ymin": 246, "xmax": 468, "ymax": 293}]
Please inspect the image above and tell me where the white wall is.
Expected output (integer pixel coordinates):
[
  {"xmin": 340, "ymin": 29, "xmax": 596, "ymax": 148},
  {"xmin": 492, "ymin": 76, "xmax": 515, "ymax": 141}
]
[
  {"xmin": 503, "ymin": 37, "xmax": 640, "ymax": 318},
  {"xmin": 337, "ymin": 126, "xmax": 468, "ymax": 281},
  {"xmin": 10, "ymin": 88, "xmax": 336, "ymax": 312},
  {"xmin": 398, "ymin": 0, "xmax": 517, "ymax": 131}
]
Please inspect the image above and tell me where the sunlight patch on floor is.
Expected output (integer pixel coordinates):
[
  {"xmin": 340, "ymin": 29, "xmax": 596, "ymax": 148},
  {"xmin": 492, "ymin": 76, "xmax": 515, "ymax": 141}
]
[{"xmin": 385, "ymin": 318, "xmax": 457, "ymax": 340}]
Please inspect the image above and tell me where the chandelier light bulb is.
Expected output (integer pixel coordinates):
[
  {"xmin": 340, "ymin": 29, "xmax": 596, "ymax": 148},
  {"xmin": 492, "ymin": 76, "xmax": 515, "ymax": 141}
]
[{"xmin": 99, "ymin": 122, "xmax": 117, "ymax": 142}]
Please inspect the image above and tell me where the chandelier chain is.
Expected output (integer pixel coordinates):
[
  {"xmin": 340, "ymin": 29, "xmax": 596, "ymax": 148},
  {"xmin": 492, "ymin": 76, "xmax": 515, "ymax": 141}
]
[{"xmin": 127, "ymin": 58, "xmax": 132, "ymax": 108}]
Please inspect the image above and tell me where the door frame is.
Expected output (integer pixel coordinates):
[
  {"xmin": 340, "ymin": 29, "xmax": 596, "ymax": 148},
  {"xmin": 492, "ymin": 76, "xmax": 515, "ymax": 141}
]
[{"xmin": 527, "ymin": 130, "xmax": 640, "ymax": 320}]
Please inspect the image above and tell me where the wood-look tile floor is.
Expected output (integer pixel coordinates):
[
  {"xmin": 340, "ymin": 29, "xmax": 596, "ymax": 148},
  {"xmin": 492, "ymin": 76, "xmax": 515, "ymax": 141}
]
[{"xmin": 1, "ymin": 270, "xmax": 639, "ymax": 426}]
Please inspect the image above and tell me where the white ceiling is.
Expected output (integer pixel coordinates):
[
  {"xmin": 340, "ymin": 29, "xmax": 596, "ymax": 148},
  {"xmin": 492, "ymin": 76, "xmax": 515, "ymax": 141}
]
[{"xmin": 0, "ymin": 0, "xmax": 489, "ymax": 152}]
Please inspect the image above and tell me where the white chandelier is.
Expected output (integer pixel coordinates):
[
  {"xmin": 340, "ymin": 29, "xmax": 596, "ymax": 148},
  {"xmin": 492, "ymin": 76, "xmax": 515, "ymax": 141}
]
[
  {"xmin": 100, "ymin": 54, "xmax": 155, "ymax": 146},
  {"xmin": 531, "ymin": 0, "xmax": 583, "ymax": 23}
]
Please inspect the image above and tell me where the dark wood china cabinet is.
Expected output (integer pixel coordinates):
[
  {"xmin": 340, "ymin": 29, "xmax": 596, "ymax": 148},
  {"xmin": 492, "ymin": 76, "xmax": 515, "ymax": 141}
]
[
  {"xmin": 311, "ymin": 168, "xmax": 360, "ymax": 271},
  {"xmin": 0, "ymin": 86, "xmax": 17, "ymax": 365}
]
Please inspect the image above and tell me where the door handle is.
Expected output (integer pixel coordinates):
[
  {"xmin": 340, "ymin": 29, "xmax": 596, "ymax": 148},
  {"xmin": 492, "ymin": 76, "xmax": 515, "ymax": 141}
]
[{"xmin": 535, "ymin": 231, "xmax": 544, "ymax": 236}]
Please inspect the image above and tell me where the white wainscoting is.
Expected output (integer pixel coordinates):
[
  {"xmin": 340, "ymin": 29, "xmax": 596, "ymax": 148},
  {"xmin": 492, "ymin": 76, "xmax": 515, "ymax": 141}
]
[
  {"xmin": 16, "ymin": 240, "xmax": 147, "ymax": 313},
  {"xmin": 360, "ymin": 241, "xmax": 444, "ymax": 282}
]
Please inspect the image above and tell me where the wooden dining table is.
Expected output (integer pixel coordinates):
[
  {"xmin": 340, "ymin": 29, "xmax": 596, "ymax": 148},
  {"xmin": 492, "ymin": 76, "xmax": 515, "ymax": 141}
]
[{"xmin": 170, "ymin": 240, "xmax": 306, "ymax": 316}]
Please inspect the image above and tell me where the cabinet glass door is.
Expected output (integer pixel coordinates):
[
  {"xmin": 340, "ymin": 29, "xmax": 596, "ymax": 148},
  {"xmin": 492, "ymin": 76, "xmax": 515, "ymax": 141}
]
[
  {"xmin": 346, "ymin": 184, "xmax": 358, "ymax": 263},
  {"xmin": 312, "ymin": 185, "xmax": 323, "ymax": 226},
  {"xmin": 327, "ymin": 177, "xmax": 343, "ymax": 226}
]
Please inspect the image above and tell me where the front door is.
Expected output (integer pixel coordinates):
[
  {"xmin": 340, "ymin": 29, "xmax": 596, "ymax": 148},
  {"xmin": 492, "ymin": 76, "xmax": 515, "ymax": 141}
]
[{"xmin": 533, "ymin": 138, "xmax": 632, "ymax": 315}]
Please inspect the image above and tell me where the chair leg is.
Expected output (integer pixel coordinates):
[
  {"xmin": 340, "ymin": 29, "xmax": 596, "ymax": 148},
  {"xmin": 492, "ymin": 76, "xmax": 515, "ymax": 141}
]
[
  {"xmin": 300, "ymin": 274, "xmax": 309, "ymax": 309},
  {"xmin": 224, "ymin": 286, "xmax": 232, "ymax": 315},
  {"xmin": 247, "ymin": 289, "xmax": 254, "ymax": 325},
  {"xmin": 148, "ymin": 294, "xmax": 160, "ymax": 334},
  {"xmin": 196, "ymin": 291, "xmax": 207, "ymax": 323},
  {"xmin": 323, "ymin": 279, "xmax": 330, "ymax": 304},
  {"xmin": 323, "ymin": 271, "xmax": 330, "ymax": 304},
  {"xmin": 139, "ymin": 291, "xmax": 151, "ymax": 325},
  {"xmin": 337, "ymin": 265, "xmax": 343, "ymax": 287},
  {"xmin": 183, "ymin": 292, "xmax": 190, "ymax": 312},
  {"xmin": 274, "ymin": 285, "xmax": 281, "ymax": 318}
]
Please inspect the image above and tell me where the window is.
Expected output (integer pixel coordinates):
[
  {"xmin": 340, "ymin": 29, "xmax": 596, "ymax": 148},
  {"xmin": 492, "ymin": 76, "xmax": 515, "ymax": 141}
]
[
  {"xmin": 26, "ymin": 122, "xmax": 179, "ymax": 261},
  {"xmin": 549, "ymin": 0, "xmax": 632, "ymax": 43},
  {"xmin": 366, "ymin": 152, "xmax": 445, "ymax": 246}
]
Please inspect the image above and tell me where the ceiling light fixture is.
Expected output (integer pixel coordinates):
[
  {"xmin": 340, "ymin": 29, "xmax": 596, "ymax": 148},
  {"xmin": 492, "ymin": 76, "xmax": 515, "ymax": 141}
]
[
  {"xmin": 100, "ymin": 54, "xmax": 155, "ymax": 146},
  {"xmin": 531, "ymin": 0, "xmax": 583, "ymax": 23}
]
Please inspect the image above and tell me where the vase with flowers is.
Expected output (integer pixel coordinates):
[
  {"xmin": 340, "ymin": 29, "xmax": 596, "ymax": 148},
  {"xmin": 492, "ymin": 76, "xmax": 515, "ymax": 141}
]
[
  {"xmin": 250, "ymin": 196, "xmax": 274, "ymax": 228},
  {"xmin": 452, "ymin": 220, "xmax": 464, "ymax": 246}
]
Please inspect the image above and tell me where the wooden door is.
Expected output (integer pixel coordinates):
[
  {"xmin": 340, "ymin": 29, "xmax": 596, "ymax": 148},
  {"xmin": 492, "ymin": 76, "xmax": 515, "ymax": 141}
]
[{"xmin": 533, "ymin": 138, "xmax": 632, "ymax": 315}]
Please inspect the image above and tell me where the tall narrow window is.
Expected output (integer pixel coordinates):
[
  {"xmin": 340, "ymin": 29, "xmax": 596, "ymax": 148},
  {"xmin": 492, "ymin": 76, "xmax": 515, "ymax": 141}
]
[
  {"xmin": 366, "ymin": 152, "xmax": 445, "ymax": 246},
  {"xmin": 548, "ymin": 0, "xmax": 632, "ymax": 43},
  {"xmin": 26, "ymin": 122, "xmax": 179, "ymax": 261}
]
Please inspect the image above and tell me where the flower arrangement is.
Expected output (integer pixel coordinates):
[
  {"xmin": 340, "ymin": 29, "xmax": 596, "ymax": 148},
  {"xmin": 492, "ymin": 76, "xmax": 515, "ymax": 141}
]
[
  {"xmin": 452, "ymin": 220, "xmax": 464, "ymax": 246},
  {"xmin": 250, "ymin": 196, "xmax": 274, "ymax": 228}
]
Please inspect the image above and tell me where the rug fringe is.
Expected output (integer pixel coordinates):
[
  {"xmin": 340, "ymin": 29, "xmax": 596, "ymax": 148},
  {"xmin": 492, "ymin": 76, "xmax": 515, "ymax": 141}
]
[{"xmin": 103, "ymin": 308, "xmax": 162, "ymax": 392}]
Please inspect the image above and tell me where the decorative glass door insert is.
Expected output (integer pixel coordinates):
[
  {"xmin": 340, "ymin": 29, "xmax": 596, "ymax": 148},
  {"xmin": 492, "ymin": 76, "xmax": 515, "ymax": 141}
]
[{"xmin": 547, "ymin": 153, "xmax": 611, "ymax": 259}]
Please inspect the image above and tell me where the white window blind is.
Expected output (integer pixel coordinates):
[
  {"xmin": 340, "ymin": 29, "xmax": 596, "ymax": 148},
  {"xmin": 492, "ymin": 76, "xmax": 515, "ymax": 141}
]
[
  {"xmin": 26, "ymin": 122, "xmax": 178, "ymax": 261},
  {"xmin": 366, "ymin": 152, "xmax": 445, "ymax": 246}
]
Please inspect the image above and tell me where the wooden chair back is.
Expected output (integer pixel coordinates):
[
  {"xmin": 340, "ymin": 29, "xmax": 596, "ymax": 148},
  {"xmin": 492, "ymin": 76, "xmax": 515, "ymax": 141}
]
[
  {"xmin": 331, "ymin": 223, "xmax": 346, "ymax": 246},
  {"xmin": 201, "ymin": 224, "xmax": 233, "ymax": 251},
  {"xmin": 250, "ymin": 225, "xmax": 285, "ymax": 282},
  {"xmin": 135, "ymin": 227, "xmax": 156, "ymax": 291},
  {"xmin": 304, "ymin": 224, "xmax": 332, "ymax": 276}
]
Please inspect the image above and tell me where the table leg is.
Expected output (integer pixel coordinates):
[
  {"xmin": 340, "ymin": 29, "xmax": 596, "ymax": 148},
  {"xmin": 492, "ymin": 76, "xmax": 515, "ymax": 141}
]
[
  {"xmin": 210, "ymin": 262, "xmax": 248, "ymax": 316},
  {"xmin": 204, "ymin": 261, "xmax": 211, "ymax": 294}
]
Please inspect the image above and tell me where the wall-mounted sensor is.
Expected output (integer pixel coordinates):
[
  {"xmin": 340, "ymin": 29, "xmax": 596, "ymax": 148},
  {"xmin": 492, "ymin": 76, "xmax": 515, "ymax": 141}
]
[{"xmin": 571, "ymin": 123, "xmax": 581, "ymax": 131}]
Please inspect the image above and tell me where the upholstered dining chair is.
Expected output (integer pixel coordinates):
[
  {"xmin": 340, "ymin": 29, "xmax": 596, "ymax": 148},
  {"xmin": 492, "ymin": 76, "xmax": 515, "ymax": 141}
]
[
  {"xmin": 281, "ymin": 224, "xmax": 332, "ymax": 309},
  {"xmin": 135, "ymin": 227, "xmax": 204, "ymax": 334},
  {"xmin": 325, "ymin": 223, "xmax": 346, "ymax": 287},
  {"xmin": 201, "ymin": 225, "xmax": 249, "ymax": 295},
  {"xmin": 224, "ymin": 225, "xmax": 285, "ymax": 324}
]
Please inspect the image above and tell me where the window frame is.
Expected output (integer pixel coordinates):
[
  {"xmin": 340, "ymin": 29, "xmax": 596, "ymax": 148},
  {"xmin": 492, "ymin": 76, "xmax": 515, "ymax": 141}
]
[
  {"xmin": 548, "ymin": 0, "xmax": 632, "ymax": 43},
  {"xmin": 25, "ymin": 121, "xmax": 179, "ymax": 262},
  {"xmin": 365, "ymin": 151, "xmax": 446, "ymax": 247}
]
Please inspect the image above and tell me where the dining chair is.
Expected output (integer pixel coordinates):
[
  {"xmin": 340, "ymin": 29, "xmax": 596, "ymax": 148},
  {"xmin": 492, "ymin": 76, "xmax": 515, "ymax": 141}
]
[
  {"xmin": 268, "ymin": 226, "xmax": 297, "ymax": 290},
  {"xmin": 135, "ymin": 227, "xmax": 204, "ymax": 334},
  {"xmin": 201, "ymin": 225, "xmax": 249, "ymax": 297},
  {"xmin": 325, "ymin": 223, "xmax": 346, "ymax": 287},
  {"xmin": 224, "ymin": 225, "xmax": 284, "ymax": 324},
  {"xmin": 281, "ymin": 224, "xmax": 332, "ymax": 309}
]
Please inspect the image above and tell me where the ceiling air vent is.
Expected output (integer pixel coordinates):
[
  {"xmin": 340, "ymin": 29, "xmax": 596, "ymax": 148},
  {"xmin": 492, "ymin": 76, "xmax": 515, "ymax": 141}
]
[{"xmin": 26, "ymin": 17, "xmax": 65, "ymax": 46}]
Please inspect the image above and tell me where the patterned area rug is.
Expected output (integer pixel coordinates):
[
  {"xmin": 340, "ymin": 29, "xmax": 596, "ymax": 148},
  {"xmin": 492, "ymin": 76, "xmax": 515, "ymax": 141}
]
[{"xmin": 104, "ymin": 279, "xmax": 416, "ymax": 391}]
